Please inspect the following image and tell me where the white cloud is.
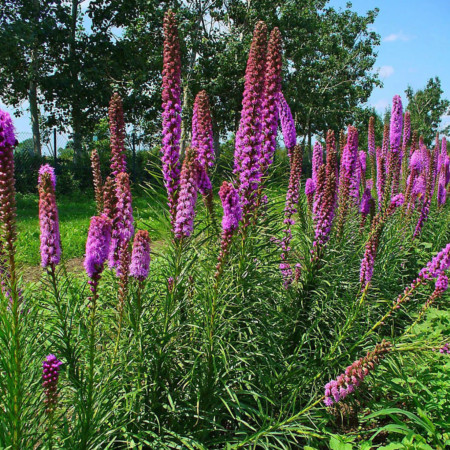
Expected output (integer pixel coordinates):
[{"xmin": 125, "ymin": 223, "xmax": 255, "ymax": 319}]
[
  {"xmin": 384, "ymin": 31, "xmax": 413, "ymax": 42},
  {"xmin": 373, "ymin": 99, "xmax": 390, "ymax": 111},
  {"xmin": 377, "ymin": 65, "xmax": 394, "ymax": 79}
]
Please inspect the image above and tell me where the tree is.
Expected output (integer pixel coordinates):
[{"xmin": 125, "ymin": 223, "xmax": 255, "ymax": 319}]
[
  {"xmin": 405, "ymin": 77, "xmax": 450, "ymax": 146},
  {"xmin": 0, "ymin": 0, "xmax": 67, "ymax": 155}
]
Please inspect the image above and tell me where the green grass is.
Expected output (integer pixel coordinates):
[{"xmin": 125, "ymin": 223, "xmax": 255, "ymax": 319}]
[{"xmin": 16, "ymin": 189, "xmax": 170, "ymax": 267}]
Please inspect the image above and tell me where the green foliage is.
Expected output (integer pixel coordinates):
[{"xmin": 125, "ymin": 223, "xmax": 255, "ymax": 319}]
[{"xmin": 406, "ymin": 77, "xmax": 450, "ymax": 146}]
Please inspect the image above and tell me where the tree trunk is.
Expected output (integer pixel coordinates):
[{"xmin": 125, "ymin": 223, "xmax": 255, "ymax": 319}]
[{"xmin": 29, "ymin": 80, "xmax": 41, "ymax": 156}]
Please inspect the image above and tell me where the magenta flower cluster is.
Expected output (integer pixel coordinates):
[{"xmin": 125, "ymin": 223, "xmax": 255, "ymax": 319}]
[
  {"xmin": 324, "ymin": 341, "xmax": 391, "ymax": 406},
  {"xmin": 109, "ymin": 173, "xmax": 134, "ymax": 271},
  {"xmin": 234, "ymin": 21, "xmax": 267, "ymax": 213},
  {"xmin": 84, "ymin": 215, "xmax": 112, "ymax": 279},
  {"xmin": 162, "ymin": 10, "xmax": 182, "ymax": 226},
  {"xmin": 219, "ymin": 181, "xmax": 242, "ymax": 232},
  {"xmin": 260, "ymin": 28, "xmax": 282, "ymax": 173},
  {"xmin": 42, "ymin": 354, "xmax": 62, "ymax": 414},
  {"xmin": 278, "ymin": 92, "xmax": 296, "ymax": 152},
  {"xmin": 38, "ymin": 165, "xmax": 61, "ymax": 268},
  {"xmin": 129, "ymin": 230, "xmax": 151, "ymax": 281},
  {"xmin": 174, "ymin": 149, "xmax": 199, "ymax": 239},
  {"xmin": 191, "ymin": 90, "xmax": 214, "ymax": 195}
]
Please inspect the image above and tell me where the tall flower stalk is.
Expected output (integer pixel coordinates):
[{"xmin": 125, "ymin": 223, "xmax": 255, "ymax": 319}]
[
  {"xmin": 360, "ymin": 194, "xmax": 404, "ymax": 289},
  {"xmin": 278, "ymin": 92, "xmax": 296, "ymax": 160},
  {"xmin": 162, "ymin": 9, "xmax": 182, "ymax": 229},
  {"xmin": 174, "ymin": 147, "xmax": 200, "ymax": 240},
  {"xmin": 280, "ymin": 145, "xmax": 303, "ymax": 286},
  {"xmin": 312, "ymin": 131, "xmax": 337, "ymax": 259},
  {"xmin": 336, "ymin": 126, "xmax": 358, "ymax": 239},
  {"xmin": 215, "ymin": 181, "xmax": 242, "ymax": 282},
  {"xmin": 109, "ymin": 93, "xmax": 126, "ymax": 176},
  {"xmin": 42, "ymin": 354, "xmax": 62, "ymax": 449},
  {"xmin": 82, "ymin": 214, "xmax": 112, "ymax": 445},
  {"xmin": 90, "ymin": 149, "xmax": 103, "ymax": 214},
  {"xmin": 368, "ymin": 116, "xmax": 377, "ymax": 199},
  {"xmin": 38, "ymin": 165, "xmax": 61, "ymax": 270},
  {"xmin": 191, "ymin": 90, "xmax": 215, "ymax": 223},
  {"xmin": 260, "ymin": 27, "xmax": 282, "ymax": 174},
  {"xmin": 324, "ymin": 340, "xmax": 391, "ymax": 406},
  {"xmin": 233, "ymin": 21, "xmax": 267, "ymax": 223},
  {"xmin": 389, "ymin": 95, "xmax": 403, "ymax": 195},
  {"xmin": 0, "ymin": 110, "xmax": 23, "ymax": 448}
]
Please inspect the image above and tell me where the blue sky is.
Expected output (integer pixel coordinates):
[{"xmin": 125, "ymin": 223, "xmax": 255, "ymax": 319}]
[
  {"xmin": 4, "ymin": 0, "xmax": 450, "ymax": 135},
  {"xmin": 330, "ymin": 0, "xmax": 450, "ymax": 126}
]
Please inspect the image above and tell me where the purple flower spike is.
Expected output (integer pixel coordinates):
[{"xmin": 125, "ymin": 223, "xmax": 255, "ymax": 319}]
[
  {"xmin": 324, "ymin": 341, "xmax": 391, "ymax": 406},
  {"xmin": 174, "ymin": 148, "xmax": 200, "ymax": 239},
  {"xmin": 108, "ymin": 173, "xmax": 134, "ymax": 272},
  {"xmin": 312, "ymin": 141, "xmax": 324, "ymax": 187},
  {"xmin": 129, "ymin": 230, "xmax": 151, "ymax": 281},
  {"xmin": 109, "ymin": 93, "xmax": 127, "ymax": 176},
  {"xmin": 84, "ymin": 215, "xmax": 112, "ymax": 279},
  {"xmin": 234, "ymin": 21, "xmax": 268, "ymax": 219},
  {"xmin": 360, "ymin": 188, "xmax": 371, "ymax": 215},
  {"xmin": 38, "ymin": 165, "xmax": 61, "ymax": 268},
  {"xmin": 215, "ymin": 181, "xmax": 242, "ymax": 279},
  {"xmin": 42, "ymin": 354, "xmax": 62, "ymax": 415},
  {"xmin": 261, "ymin": 28, "xmax": 282, "ymax": 173},
  {"xmin": 219, "ymin": 181, "xmax": 242, "ymax": 232},
  {"xmin": 278, "ymin": 92, "xmax": 296, "ymax": 153},
  {"xmin": 162, "ymin": 10, "xmax": 182, "ymax": 228}
]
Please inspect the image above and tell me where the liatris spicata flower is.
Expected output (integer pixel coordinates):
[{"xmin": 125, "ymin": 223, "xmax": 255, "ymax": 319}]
[
  {"xmin": 437, "ymin": 159, "xmax": 447, "ymax": 207},
  {"xmin": 401, "ymin": 111, "xmax": 411, "ymax": 160},
  {"xmin": 359, "ymin": 187, "xmax": 372, "ymax": 230},
  {"xmin": 42, "ymin": 354, "xmax": 62, "ymax": 415},
  {"xmin": 234, "ymin": 21, "xmax": 267, "ymax": 219},
  {"xmin": 280, "ymin": 145, "xmax": 303, "ymax": 285},
  {"xmin": 336, "ymin": 126, "xmax": 358, "ymax": 238},
  {"xmin": 260, "ymin": 27, "xmax": 282, "ymax": 173},
  {"xmin": 103, "ymin": 175, "xmax": 116, "ymax": 219},
  {"xmin": 90, "ymin": 149, "xmax": 103, "ymax": 214},
  {"xmin": 360, "ymin": 194, "xmax": 404, "ymax": 288},
  {"xmin": 129, "ymin": 230, "xmax": 151, "ymax": 281},
  {"xmin": 368, "ymin": 117, "xmax": 376, "ymax": 195},
  {"xmin": 419, "ymin": 243, "xmax": 450, "ymax": 280},
  {"xmin": 174, "ymin": 147, "xmax": 200, "ymax": 239},
  {"xmin": 338, "ymin": 129, "xmax": 346, "ymax": 158},
  {"xmin": 162, "ymin": 9, "xmax": 182, "ymax": 228},
  {"xmin": 437, "ymin": 343, "xmax": 450, "ymax": 355},
  {"xmin": 305, "ymin": 178, "xmax": 315, "ymax": 211},
  {"xmin": 0, "ymin": 110, "xmax": 17, "ymax": 275},
  {"xmin": 311, "ymin": 131, "xmax": 337, "ymax": 258},
  {"xmin": 376, "ymin": 146, "xmax": 386, "ymax": 210},
  {"xmin": 388, "ymin": 95, "xmax": 403, "ymax": 195},
  {"xmin": 359, "ymin": 150, "xmax": 367, "ymax": 186},
  {"xmin": 38, "ymin": 165, "xmax": 61, "ymax": 268},
  {"xmin": 109, "ymin": 173, "xmax": 134, "ymax": 272},
  {"xmin": 109, "ymin": 93, "xmax": 126, "ymax": 176},
  {"xmin": 413, "ymin": 272, "xmax": 448, "ymax": 326},
  {"xmin": 192, "ymin": 90, "xmax": 214, "ymax": 192},
  {"xmin": 381, "ymin": 122, "xmax": 389, "ymax": 158},
  {"xmin": 378, "ymin": 243, "xmax": 450, "ymax": 330},
  {"xmin": 278, "ymin": 92, "xmax": 296, "ymax": 157},
  {"xmin": 413, "ymin": 146, "xmax": 436, "ymax": 240},
  {"xmin": 312, "ymin": 141, "xmax": 324, "ymax": 188},
  {"xmin": 324, "ymin": 340, "xmax": 391, "ymax": 406},
  {"xmin": 215, "ymin": 181, "xmax": 242, "ymax": 280},
  {"xmin": 84, "ymin": 215, "xmax": 112, "ymax": 279}
]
